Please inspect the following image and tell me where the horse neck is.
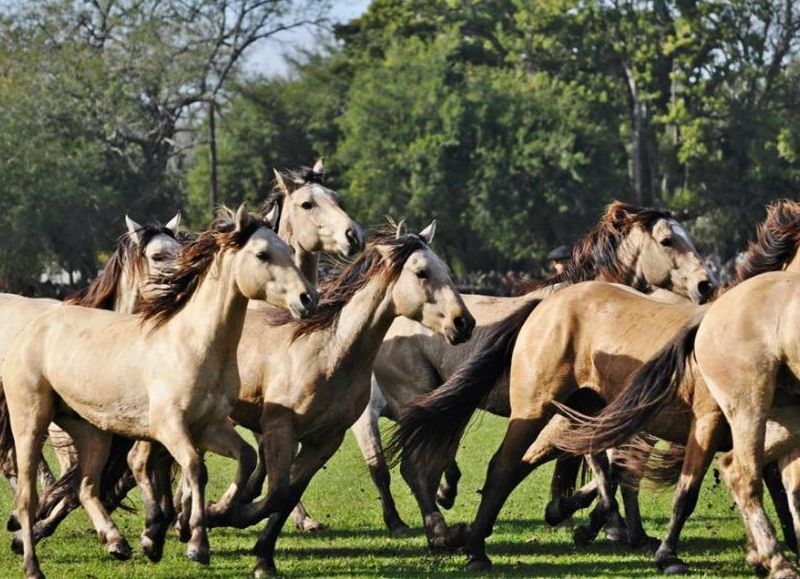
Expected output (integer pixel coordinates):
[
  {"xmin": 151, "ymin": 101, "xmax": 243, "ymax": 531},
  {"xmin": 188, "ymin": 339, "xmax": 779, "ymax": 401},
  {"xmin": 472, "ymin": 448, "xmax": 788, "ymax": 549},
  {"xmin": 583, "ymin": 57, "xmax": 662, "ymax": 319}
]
[
  {"xmin": 330, "ymin": 275, "xmax": 397, "ymax": 368},
  {"xmin": 169, "ymin": 254, "xmax": 248, "ymax": 360},
  {"xmin": 786, "ymin": 249, "xmax": 800, "ymax": 273},
  {"xmin": 609, "ymin": 230, "xmax": 647, "ymax": 290},
  {"xmin": 113, "ymin": 266, "xmax": 141, "ymax": 314},
  {"xmin": 279, "ymin": 213, "xmax": 319, "ymax": 286}
]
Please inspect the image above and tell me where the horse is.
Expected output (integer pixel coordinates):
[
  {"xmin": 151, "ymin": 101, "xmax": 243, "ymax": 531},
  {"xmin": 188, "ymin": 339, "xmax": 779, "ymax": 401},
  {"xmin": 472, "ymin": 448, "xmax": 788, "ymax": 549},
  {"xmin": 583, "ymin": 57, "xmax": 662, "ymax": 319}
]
[
  {"xmin": 554, "ymin": 201, "xmax": 800, "ymax": 575},
  {"xmin": 364, "ymin": 201, "xmax": 712, "ymax": 548},
  {"xmin": 0, "ymin": 205, "xmax": 316, "ymax": 579},
  {"xmin": 0, "ymin": 212, "xmax": 182, "ymax": 501},
  {"xmin": 124, "ymin": 160, "xmax": 364, "ymax": 542},
  {"xmin": 387, "ymin": 200, "xmax": 800, "ymax": 572},
  {"xmin": 164, "ymin": 220, "xmax": 474, "ymax": 577}
]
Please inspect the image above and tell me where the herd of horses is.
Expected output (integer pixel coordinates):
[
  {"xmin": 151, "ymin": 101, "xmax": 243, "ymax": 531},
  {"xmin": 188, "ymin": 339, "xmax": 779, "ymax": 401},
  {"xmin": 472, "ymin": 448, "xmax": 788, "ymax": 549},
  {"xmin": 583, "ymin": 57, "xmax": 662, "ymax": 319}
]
[{"xmin": 0, "ymin": 160, "xmax": 797, "ymax": 578}]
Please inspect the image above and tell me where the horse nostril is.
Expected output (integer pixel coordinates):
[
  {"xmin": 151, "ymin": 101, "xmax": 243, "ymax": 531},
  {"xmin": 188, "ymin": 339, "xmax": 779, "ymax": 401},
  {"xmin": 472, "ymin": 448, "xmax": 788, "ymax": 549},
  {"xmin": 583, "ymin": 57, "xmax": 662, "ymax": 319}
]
[
  {"xmin": 300, "ymin": 292, "xmax": 314, "ymax": 309},
  {"xmin": 454, "ymin": 316, "xmax": 467, "ymax": 331},
  {"xmin": 698, "ymin": 280, "xmax": 712, "ymax": 298},
  {"xmin": 346, "ymin": 228, "xmax": 362, "ymax": 250}
]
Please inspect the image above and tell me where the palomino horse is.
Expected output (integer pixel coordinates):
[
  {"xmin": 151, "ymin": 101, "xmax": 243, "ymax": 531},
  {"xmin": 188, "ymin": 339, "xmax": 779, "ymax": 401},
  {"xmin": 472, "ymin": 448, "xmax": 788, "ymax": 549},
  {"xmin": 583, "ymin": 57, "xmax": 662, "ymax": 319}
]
[
  {"xmin": 186, "ymin": 220, "xmax": 474, "ymax": 576},
  {"xmin": 370, "ymin": 202, "xmax": 712, "ymax": 548},
  {"xmin": 555, "ymin": 201, "xmax": 800, "ymax": 575},
  {"xmin": 4, "ymin": 213, "xmax": 184, "ymax": 547},
  {"xmin": 0, "ymin": 212, "xmax": 182, "ymax": 493},
  {"xmin": 127, "ymin": 161, "xmax": 364, "ymax": 541},
  {"xmin": 388, "ymin": 201, "xmax": 800, "ymax": 571},
  {"xmin": 0, "ymin": 206, "xmax": 316, "ymax": 579}
]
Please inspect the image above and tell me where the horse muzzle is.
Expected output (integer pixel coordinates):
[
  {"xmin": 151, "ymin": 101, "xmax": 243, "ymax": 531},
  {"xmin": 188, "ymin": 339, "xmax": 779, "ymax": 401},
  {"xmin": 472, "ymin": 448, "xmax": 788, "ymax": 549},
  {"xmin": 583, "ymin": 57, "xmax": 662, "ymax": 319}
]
[{"xmin": 447, "ymin": 313, "xmax": 475, "ymax": 345}]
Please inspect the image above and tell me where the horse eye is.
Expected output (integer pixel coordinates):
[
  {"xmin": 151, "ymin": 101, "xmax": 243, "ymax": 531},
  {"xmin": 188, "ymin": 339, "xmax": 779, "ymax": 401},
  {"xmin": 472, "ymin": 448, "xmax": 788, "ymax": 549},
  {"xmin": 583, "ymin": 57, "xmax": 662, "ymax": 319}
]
[
  {"xmin": 256, "ymin": 251, "xmax": 269, "ymax": 261},
  {"xmin": 416, "ymin": 270, "xmax": 428, "ymax": 279},
  {"xmin": 660, "ymin": 238, "xmax": 673, "ymax": 247},
  {"xmin": 300, "ymin": 201, "xmax": 313, "ymax": 210}
]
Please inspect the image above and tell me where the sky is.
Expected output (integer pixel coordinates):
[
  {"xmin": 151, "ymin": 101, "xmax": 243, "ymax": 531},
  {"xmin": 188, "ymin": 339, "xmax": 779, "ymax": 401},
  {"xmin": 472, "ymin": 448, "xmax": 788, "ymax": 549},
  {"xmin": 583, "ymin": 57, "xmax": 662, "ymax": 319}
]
[{"xmin": 243, "ymin": 0, "xmax": 371, "ymax": 77}]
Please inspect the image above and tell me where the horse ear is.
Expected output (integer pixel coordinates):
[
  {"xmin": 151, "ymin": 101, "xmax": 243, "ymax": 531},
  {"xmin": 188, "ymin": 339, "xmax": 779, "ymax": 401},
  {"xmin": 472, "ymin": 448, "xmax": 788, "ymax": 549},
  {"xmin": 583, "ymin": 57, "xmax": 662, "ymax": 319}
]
[
  {"xmin": 234, "ymin": 203, "xmax": 250, "ymax": 233},
  {"xmin": 125, "ymin": 215, "xmax": 143, "ymax": 245},
  {"xmin": 264, "ymin": 204, "xmax": 280, "ymax": 230},
  {"xmin": 395, "ymin": 219, "xmax": 407, "ymax": 239},
  {"xmin": 273, "ymin": 169, "xmax": 291, "ymax": 195},
  {"xmin": 312, "ymin": 158, "xmax": 324, "ymax": 176},
  {"xmin": 165, "ymin": 211, "xmax": 181, "ymax": 234},
  {"xmin": 419, "ymin": 220, "xmax": 436, "ymax": 244}
]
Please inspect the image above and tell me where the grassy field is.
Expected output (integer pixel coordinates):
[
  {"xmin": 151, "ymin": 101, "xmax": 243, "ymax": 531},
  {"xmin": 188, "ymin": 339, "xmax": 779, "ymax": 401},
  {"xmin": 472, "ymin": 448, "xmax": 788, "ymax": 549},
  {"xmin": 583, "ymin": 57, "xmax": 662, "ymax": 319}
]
[{"xmin": 0, "ymin": 414, "xmax": 771, "ymax": 577}]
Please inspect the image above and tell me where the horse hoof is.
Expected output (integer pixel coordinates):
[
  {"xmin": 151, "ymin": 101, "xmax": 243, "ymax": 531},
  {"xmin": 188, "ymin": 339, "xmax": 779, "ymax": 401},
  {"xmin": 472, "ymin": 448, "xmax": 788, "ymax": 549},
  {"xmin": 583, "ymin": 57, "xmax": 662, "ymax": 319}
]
[
  {"xmin": 604, "ymin": 524, "xmax": 629, "ymax": 545},
  {"xmin": 108, "ymin": 538, "xmax": 133, "ymax": 561},
  {"xmin": 176, "ymin": 520, "xmax": 191, "ymax": 543},
  {"xmin": 657, "ymin": 554, "xmax": 689, "ymax": 575},
  {"xmin": 388, "ymin": 523, "xmax": 412, "ymax": 538},
  {"xmin": 638, "ymin": 536, "xmax": 661, "ymax": 555},
  {"xmin": 141, "ymin": 534, "xmax": 164, "ymax": 563},
  {"xmin": 544, "ymin": 498, "xmax": 564, "ymax": 527},
  {"xmin": 663, "ymin": 562, "xmax": 689, "ymax": 575},
  {"xmin": 253, "ymin": 560, "xmax": 278, "ymax": 577},
  {"xmin": 572, "ymin": 524, "xmax": 595, "ymax": 547},
  {"xmin": 297, "ymin": 518, "xmax": 326, "ymax": 534},
  {"xmin": 466, "ymin": 556, "xmax": 492, "ymax": 573},
  {"xmin": 11, "ymin": 534, "xmax": 23, "ymax": 555},
  {"xmin": 6, "ymin": 514, "xmax": 19, "ymax": 532},
  {"xmin": 23, "ymin": 565, "xmax": 45, "ymax": 579},
  {"xmin": 436, "ymin": 491, "xmax": 456, "ymax": 510},
  {"xmin": 751, "ymin": 563, "xmax": 769, "ymax": 577},
  {"xmin": 187, "ymin": 547, "xmax": 210, "ymax": 565}
]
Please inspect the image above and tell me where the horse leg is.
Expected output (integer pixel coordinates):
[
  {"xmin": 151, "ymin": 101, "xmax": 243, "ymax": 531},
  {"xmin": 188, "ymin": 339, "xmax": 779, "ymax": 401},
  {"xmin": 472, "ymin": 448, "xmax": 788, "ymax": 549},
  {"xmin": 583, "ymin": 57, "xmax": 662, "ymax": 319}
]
[
  {"xmin": 128, "ymin": 440, "xmax": 172, "ymax": 562},
  {"xmin": 779, "ymin": 451, "xmax": 800, "ymax": 560},
  {"xmin": 718, "ymin": 417, "xmax": 796, "ymax": 578},
  {"xmin": 436, "ymin": 461, "xmax": 462, "ymax": 510},
  {"xmin": 201, "ymin": 420, "xmax": 257, "ymax": 526},
  {"xmin": 399, "ymin": 447, "xmax": 467, "ymax": 552},
  {"xmin": 351, "ymin": 387, "xmax": 410, "ymax": 536},
  {"xmin": 571, "ymin": 452, "xmax": 625, "ymax": 547},
  {"xmin": 649, "ymin": 412, "xmax": 722, "ymax": 573},
  {"xmin": 465, "ymin": 417, "xmax": 545, "ymax": 572},
  {"xmin": 241, "ymin": 431, "xmax": 267, "ymax": 502},
  {"xmin": 57, "ymin": 418, "xmax": 131, "ymax": 560},
  {"xmin": 252, "ymin": 433, "xmax": 345, "ymax": 578},
  {"xmin": 766, "ymin": 460, "xmax": 798, "ymax": 554},
  {"xmin": 545, "ymin": 454, "xmax": 589, "ymax": 527},
  {"xmin": 157, "ymin": 421, "xmax": 210, "ymax": 564},
  {"xmin": 7, "ymin": 392, "xmax": 51, "ymax": 578},
  {"xmin": 240, "ymin": 433, "xmax": 322, "ymax": 533}
]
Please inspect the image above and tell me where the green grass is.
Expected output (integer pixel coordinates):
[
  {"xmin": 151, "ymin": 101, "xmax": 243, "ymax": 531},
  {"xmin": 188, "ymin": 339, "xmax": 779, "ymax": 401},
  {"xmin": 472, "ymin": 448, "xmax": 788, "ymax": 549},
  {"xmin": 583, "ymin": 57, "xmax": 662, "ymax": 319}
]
[{"xmin": 0, "ymin": 414, "xmax": 768, "ymax": 577}]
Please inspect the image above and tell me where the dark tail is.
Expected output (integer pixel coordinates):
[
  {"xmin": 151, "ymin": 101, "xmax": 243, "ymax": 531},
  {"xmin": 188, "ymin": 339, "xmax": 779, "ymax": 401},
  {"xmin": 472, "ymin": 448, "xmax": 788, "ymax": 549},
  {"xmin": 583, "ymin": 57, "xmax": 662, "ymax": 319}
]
[
  {"xmin": 555, "ymin": 315, "xmax": 703, "ymax": 457},
  {"xmin": 386, "ymin": 298, "xmax": 541, "ymax": 467}
]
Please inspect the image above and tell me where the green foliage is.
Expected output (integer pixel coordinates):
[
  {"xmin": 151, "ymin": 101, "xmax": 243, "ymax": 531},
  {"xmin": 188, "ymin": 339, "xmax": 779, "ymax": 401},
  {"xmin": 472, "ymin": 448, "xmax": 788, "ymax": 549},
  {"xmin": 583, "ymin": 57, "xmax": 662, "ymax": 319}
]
[{"xmin": 5, "ymin": 0, "xmax": 800, "ymax": 285}]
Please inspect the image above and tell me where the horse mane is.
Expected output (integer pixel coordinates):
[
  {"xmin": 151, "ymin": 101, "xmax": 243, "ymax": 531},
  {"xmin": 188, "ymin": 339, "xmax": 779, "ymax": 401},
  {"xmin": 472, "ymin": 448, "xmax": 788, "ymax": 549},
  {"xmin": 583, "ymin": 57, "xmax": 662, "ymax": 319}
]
[
  {"xmin": 517, "ymin": 201, "xmax": 672, "ymax": 293},
  {"xmin": 138, "ymin": 210, "xmax": 265, "ymax": 328},
  {"xmin": 65, "ymin": 224, "xmax": 177, "ymax": 310},
  {"xmin": 730, "ymin": 199, "xmax": 800, "ymax": 287},
  {"xmin": 266, "ymin": 230, "xmax": 427, "ymax": 339}
]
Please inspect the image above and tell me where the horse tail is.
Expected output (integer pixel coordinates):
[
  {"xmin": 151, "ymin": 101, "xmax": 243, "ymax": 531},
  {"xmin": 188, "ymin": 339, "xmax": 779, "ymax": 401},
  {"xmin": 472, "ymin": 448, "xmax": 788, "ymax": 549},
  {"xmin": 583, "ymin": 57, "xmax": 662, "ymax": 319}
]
[
  {"xmin": 386, "ymin": 298, "xmax": 541, "ymax": 467},
  {"xmin": 555, "ymin": 315, "xmax": 703, "ymax": 457},
  {"xmin": 100, "ymin": 436, "xmax": 136, "ymax": 512}
]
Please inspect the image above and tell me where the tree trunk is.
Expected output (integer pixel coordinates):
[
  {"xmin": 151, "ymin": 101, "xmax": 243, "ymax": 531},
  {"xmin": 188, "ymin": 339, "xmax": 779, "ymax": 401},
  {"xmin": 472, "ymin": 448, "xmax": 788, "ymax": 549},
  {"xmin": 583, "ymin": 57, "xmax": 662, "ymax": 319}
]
[
  {"xmin": 622, "ymin": 59, "xmax": 654, "ymax": 207},
  {"xmin": 208, "ymin": 100, "xmax": 219, "ymax": 210}
]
